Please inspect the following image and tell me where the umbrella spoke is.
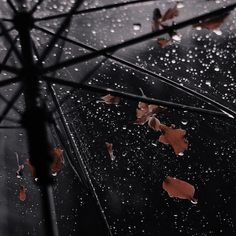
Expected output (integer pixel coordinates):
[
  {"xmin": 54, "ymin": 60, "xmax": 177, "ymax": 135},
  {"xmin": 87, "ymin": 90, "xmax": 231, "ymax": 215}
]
[
  {"xmin": 0, "ymin": 125, "xmax": 23, "ymax": 129},
  {"xmin": 0, "ymin": 35, "xmax": 18, "ymax": 72},
  {"xmin": 43, "ymin": 75, "xmax": 234, "ymax": 119},
  {"xmin": 38, "ymin": 0, "xmax": 85, "ymax": 65},
  {"xmin": 0, "ymin": 26, "xmax": 14, "ymax": 36},
  {"xmin": 35, "ymin": 0, "xmax": 158, "ymax": 22},
  {"xmin": 0, "ymin": 92, "xmax": 22, "ymax": 115},
  {"xmin": 30, "ymin": 0, "xmax": 45, "ymax": 15},
  {"xmin": 43, "ymin": 3, "xmax": 236, "ymax": 73},
  {"xmin": 35, "ymin": 25, "xmax": 236, "ymax": 118},
  {"xmin": 0, "ymin": 85, "xmax": 23, "ymax": 124},
  {"xmin": 6, "ymin": 0, "xmax": 17, "ymax": 14},
  {"xmin": 0, "ymin": 64, "xmax": 20, "ymax": 74},
  {"xmin": 0, "ymin": 21, "xmax": 23, "ymax": 65}
]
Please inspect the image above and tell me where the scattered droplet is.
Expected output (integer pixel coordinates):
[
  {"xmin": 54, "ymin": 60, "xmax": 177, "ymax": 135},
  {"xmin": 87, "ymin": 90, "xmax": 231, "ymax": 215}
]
[{"xmin": 133, "ymin": 23, "xmax": 141, "ymax": 31}]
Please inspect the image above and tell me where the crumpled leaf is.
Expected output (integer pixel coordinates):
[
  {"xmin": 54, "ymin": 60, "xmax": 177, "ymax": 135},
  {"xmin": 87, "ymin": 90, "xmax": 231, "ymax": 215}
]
[
  {"xmin": 51, "ymin": 147, "xmax": 65, "ymax": 176},
  {"xmin": 193, "ymin": 13, "xmax": 229, "ymax": 30},
  {"xmin": 100, "ymin": 94, "xmax": 120, "ymax": 105},
  {"xmin": 148, "ymin": 117, "xmax": 161, "ymax": 131},
  {"xmin": 162, "ymin": 4, "xmax": 179, "ymax": 22},
  {"xmin": 159, "ymin": 124, "xmax": 188, "ymax": 155},
  {"xmin": 157, "ymin": 38, "xmax": 172, "ymax": 48},
  {"xmin": 19, "ymin": 185, "xmax": 27, "ymax": 202},
  {"xmin": 135, "ymin": 102, "xmax": 164, "ymax": 125},
  {"xmin": 105, "ymin": 142, "xmax": 115, "ymax": 161},
  {"xmin": 152, "ymin": 4, "xmax": 180, "ymax": 45},
  {"xmin": 162, "ymin": 176, "xmax": 197, "ymax": 203}
]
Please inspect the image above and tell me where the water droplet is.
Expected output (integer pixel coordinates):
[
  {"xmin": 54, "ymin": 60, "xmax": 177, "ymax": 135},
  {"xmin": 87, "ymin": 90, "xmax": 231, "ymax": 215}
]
[
  {"xmin": 181, "ymin": 120, "xmax": 188, "ymax": 125},
  {"xmin": 213, "ymin": 29, "xmax": 222, "ymax": 35},
  {"xmin": 214, "ymin": 67, "xmax": 220, "ymax": 72},
  {"xmin": 178, "ymin": 152, "xmax": 184, "ymax": 156},
  {"xmin": 133, "ymin": 23, "xmax": 141, "ymax": 31},
  {"xmin": 191, "ymin": 199, "xmax": 198, "ymax": 204}
]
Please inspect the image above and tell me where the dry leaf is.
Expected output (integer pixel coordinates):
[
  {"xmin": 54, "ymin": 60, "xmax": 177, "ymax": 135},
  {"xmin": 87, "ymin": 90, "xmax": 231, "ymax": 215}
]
[
  {"xmin": 162, "ymin": 176, "xmax": 197, "ymax": 203},
  {"xmin": 135, "ymin": 102, "xmax": 165, "ymax": 125},
  {"xmin": 148, "ymin": 117, "xmax": 161, "ymax": 131},
  {"xmin": 105, "ymin": 142, "xmax": 115, "ymax": 161},
  {"xmin": 19, "ymin": 185, "xmax": 27, "ymax": 202},
  {"xmin": 193, "ymin": 14, "xmax": 228, "ymax": 30},
  {"xmin": 157, "ymin": 38, "xmax": 171, "ymax": 47},
  {"xmin": 159, "ymin": 124, "xmax": 188, "ymax": 155},
  {"xmin": 51, "ymin": 147, "xmax": 65, "ymax": 175},
  {"xmin": 101, "ymin": 94, "xmax": 120, "ymax": 105},
  {"xmin": 162, "ymin": 4, "xmax": 179, "ymax": 22}
]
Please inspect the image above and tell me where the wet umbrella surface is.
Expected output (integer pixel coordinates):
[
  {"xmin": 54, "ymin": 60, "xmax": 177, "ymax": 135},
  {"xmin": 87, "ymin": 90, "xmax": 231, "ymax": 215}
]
[{"xmin": 0, "ymin": 0, "xmax": 236, "ymax": 235}]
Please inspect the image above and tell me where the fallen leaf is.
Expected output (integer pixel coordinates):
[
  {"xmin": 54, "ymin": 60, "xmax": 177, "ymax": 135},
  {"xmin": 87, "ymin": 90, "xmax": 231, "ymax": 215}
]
[
  {"xmin": 193, "ymin": 13, "xmax": 229, "ymax": 30},
  {"xmin": 159, "ymin": 124, "xmax": 188, "ymax": 155},
  {"xmin": 19, "ymin": 185, "xmax": 27, "ymax": 202},
  {"xmin": 157, "ymin": 38, "xmax": 171, "ymax": 47},
  {"xmin": 162, "ymin": 4, "xmax": 179, "ymax": 22},
  {"xmin": 162, "ymin": 176, "xmax": 197, "ymax": 203},
  {"xmin": 135, "ymin": 102, "xmax": 165, "ymax": 125},
  {"xmin": 148, "ymin": 117, "xmax": 161, "ymax": 131},
  {"xmin": 100, "ymin": 94, "xmax": 120, "ymax": 105},
  {"xmin": 105, "ymin": 142, "xmax": 115, "ymax": 161},
  {"xmin": 51, "ymin": 147, "xmax": 65, "ymax": 175}
]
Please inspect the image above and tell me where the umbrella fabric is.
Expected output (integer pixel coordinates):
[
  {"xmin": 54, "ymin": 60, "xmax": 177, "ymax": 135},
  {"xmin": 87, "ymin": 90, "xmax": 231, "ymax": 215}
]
[{"xmin": 0, "ymin": 0, "xmax": 236, "ymax": 235}]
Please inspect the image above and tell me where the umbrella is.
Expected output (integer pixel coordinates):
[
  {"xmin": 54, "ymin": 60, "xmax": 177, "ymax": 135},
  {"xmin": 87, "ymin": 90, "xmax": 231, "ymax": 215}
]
[{"xmin": 0, "ymin": 0, "xmax": 236, "ymax": 235}]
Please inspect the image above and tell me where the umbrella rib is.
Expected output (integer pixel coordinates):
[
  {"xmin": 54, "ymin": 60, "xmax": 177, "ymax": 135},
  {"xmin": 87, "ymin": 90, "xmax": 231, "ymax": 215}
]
[
  {"xmin": 47, "ymin": 84, "xmax": 113, "ymax": 236},
  {"xmin": 43, "ymin": 3, "xmax": 236, "ymax": 73},
  {"xmin": 0, "ymin": 26, "xmax": 14, "ymax": 36},
  {"xmin": 0, "ymin": 35, "xmax": 18, "ymax": 73},
  {"xmin": 0, "ymin": 125, "xmax": 23, "ymax": 129},
  {"xmin": 0, "ymin": 21, "xmax": 23, "ymax": 65},
  {"xmin": 0, "ymin": 64, "xmax": 20, "ymax": 75},
  {"xmin": 35, "ymin": 25, "xmax": 236, "ymax": 118},
  {"xmin": 34, "ymin": 0, "xmax": 158, "ymax": 22},
  {"xmin": 30, "ymin": 0, "xmax": 45, "ymax": 15},
  {"xmin": 42, "ymin": 76, "xmax": 234, "ymax": 119},
  {"xmin": 0, "ymin": 91, "xmax": 22, "ymax": 115},
  {"xmin": 38, "ymin": 0, "xmax": 85, "ymax": 65},
  {"xmin": 6, "ymin": 0, "xmax": 17, "ymax": 14},
  {"xmin": 0, "ymin": 85, "xmax": 23, "ymax": 124}
]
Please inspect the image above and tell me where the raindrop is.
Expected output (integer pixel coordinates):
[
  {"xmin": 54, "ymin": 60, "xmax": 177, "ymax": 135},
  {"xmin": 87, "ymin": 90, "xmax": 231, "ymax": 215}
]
[
  {"xmin": 191, "ymin": 199, "xmax": 198, "ymax": 204},
  {"xmin": 181, "ymin": 120, "xmax": 188, "ymax": 125},
  {"xmin": 178, "ymin": 152, "xmax": 184, "ymax": 156},
  {"xmin": 213, "ymin": 29, "xmax": 222, "ymax": 36},
  {"xmin": 133, "ymin": 23, "xmax": 141, "ymax": 31},
  {"xmin": 214, "ymin": 67, "xmax": 220, "ymax": 72},
  {"xmin": 205, "ymin": 80, "xmax": 211, "ymax": 86},
  {"xmin": 177, "ymin": 2, "xmax": 184, "ymax": 9}
]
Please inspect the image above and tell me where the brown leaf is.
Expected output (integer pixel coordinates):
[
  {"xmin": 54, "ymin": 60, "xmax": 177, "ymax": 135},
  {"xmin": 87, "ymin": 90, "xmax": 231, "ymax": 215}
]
[
  {"xmin": 51, "ymin": 147, "xmax": 64, "ymax": 175},
  {"xmin": 159, "ymin": 124, "xmax": 188, "ymax": 155},
  {"xmin": 193, "ymin": 14, "xmax": 229, "ymax": 30},
  {"xmin": 19, "ymin": 185, "xmax": 27, "ymax": 202},
  {"xmin": 162, "ymin": 176, "xmax": 197, "ymax": 203},
  {"xmin": 101, "ymin": 94, "xmax": 120, "ymax": 105},
  {"xmin": 148, "ymin": 117, "xmax": 161, "ymax": 131},
  {"xmin": 135, "ymin": 102, "xmax": 165, "ymax": 125},
  {"xmin": 162, "ymin": 4, "xmax": 179, "ymax": 22},
  {"xmin": 157, "ymin": 38, "xmax": 171, "ymax": 47},
  {"xmin": 105, "ymin": 142, "xmax": 115, "ymax": 161}
]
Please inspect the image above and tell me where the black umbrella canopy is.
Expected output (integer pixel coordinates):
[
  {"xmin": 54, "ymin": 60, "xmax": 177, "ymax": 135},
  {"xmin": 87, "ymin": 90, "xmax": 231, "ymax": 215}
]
[{"xmin": 0, "ymin": 0, "xmax": 236, "ymax": 236}]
